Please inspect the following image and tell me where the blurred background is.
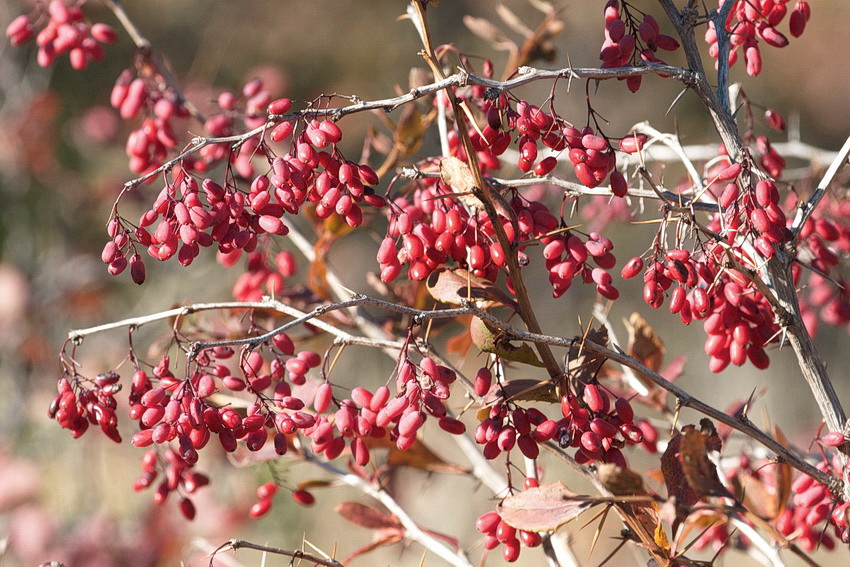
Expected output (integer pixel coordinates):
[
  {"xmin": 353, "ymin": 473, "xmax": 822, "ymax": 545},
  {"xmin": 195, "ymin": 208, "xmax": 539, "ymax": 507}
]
[{"xmin": 1, "ymin": 0, "xmax": 849, "ymax": 565}]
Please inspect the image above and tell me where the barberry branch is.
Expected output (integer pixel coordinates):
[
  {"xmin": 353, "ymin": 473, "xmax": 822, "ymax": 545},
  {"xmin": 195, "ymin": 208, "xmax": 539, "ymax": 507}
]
[
  {"xmin": 101, "ymin": 0, "xmax": 206, "ymax": 123},
  {"xmin": 64, "ymin": 291, "xmax": 844, "ymax": 497},
  {"xmin": 657, "ymin": 0, "xmax": 850, "ymax": 484},
  {"xmin": 299, "ymin": 443, "xmax": 474, "ymax": 567},
  {"xmin": 468, "ymin": 307, "xmax": 845, "ymax": 498},
  {"xmin": 791, "ymin": 133, "xmax": 850, "ymax": 237},
  {"xmin": 210, "ymin": 539, "xmax": 344, "ymax": 567}
]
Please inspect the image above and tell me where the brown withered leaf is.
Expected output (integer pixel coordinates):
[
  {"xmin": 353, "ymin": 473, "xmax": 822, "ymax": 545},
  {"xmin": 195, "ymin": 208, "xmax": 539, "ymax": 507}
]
[
  {"xmin": 439, "ymin": 156, "xmax": 485, "ymax": 209},
  {"xmin": 771, "ymin": 425, "xmax": 793, "ymax": 517},
  {"xmin": 495, "ymin": 4, "xmax": 534, "ymax": 37},
  {"xmin": 624, "ymin": 312, "xmax": 665, "ymax": 373},
  {"xmin": 735, "ymin": 426, "xmax": 792, "ymax": 520},
  {"xmin": 568, "ymin": 326, "xmax": 609, "ymax": 384},
  {"xmin": 445, "ymin": 314, "xmax": 474, "ymax": 357},
  {"xmin": 462, "ymin": 15, "xmax": 516, "ymax": 52},
  {"xmin": 426, "ymin": 268, "xmax": 518, "ymax": 310},
  {"xmin": 336, "ymin": 502, "xmax": 405, "ymax": 564},
  {"xmin": 394, "ymin": 103, "xmax": 430, "ymax": 157},
  {"xmin": 363, "ymin": 435, "xmax": 468, "ymax": 474},
  {"xmin": 598, "ymin": 463, "xmax": 646, "ymax": 496},
  {"xmin": 661, "ymin": 420, "xmax": 729, "ymax": 531},
  {"xmin": 499, "ymin": 482, "xmax": 598, "ymax": 532},
  {"xmin": 337, "ymin": 501, "xmax": 402, "ymax": 530},
  {"xmin": 597, "ymin": 464, "xmax": 670, "ymax": 553},
  {"xmin": 737, "ymin": 474, "xmax": 779, "ymax": 520}
]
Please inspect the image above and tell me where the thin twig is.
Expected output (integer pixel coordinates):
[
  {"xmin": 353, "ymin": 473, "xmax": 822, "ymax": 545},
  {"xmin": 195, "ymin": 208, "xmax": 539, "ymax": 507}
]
[{"xmin": 211, "ymin": 539, "xmax": 344, "ymax": 567}]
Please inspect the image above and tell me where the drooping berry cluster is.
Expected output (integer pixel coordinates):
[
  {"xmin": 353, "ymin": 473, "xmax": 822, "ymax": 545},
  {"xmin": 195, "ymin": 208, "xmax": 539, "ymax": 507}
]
[
  {"xmin": 49, "ymin": 374, "xmax": 122, "ymax": 442},
  {"xmin": 476, "ymin": 481, "xmax": 543, "ymax": 563},
  {"xmin": 110, "ymin": 69, "xmax": 189, "ymax": 174},
  {"xmin": 102, "ymin": 116, "xmax": 385, "ymax": 284},
  {"xmin": 378, "ymin": 183, "xmax": 558, "ymax": 284},
  {"xmin": 600, "ymin": 0, "xmax": 680, "ymax": 92},
  {"xmin": 474, "ymin": 403, "xmax": 559, "ymax": 461},
  {"xmin": 134, "ymin": 448, "xmax": 209, "ymax": 521},
  {"xmin": 557, "ymin": 384, "xmax": 642, "ymax": 466},
  {"xmin": 705, "ymin": 0, "xmax": 811, "ymax": 77},
  {"xmin": 5, "ymin": 0, "xmax": 118, "ymax": 69},
  {"xmin": 623, "ymin": 246, "xmax": 778, "ymax": 372},
  {"xmin": 543, "ymin": 231, "xmax": 618, "ymax": 299}
]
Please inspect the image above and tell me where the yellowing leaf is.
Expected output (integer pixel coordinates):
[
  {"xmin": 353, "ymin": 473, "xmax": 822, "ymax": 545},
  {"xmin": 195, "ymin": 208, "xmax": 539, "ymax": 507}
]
[{"xmin": 470, "ymin": 316, "xmax": 544, "ymax": 367}]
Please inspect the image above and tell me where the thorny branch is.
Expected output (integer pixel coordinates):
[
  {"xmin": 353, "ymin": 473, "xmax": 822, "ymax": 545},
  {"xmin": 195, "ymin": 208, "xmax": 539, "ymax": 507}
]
[
  {"xmin": 210, "ymin": 539, "xmax": 344, "ymax": 567},
  {"xmin": 65, "ymin": 293, "xmax": 846, "ymax": 499},
  {"xmin": 52, "ymin": 0, "xmax": 850, "ymax": 562}
]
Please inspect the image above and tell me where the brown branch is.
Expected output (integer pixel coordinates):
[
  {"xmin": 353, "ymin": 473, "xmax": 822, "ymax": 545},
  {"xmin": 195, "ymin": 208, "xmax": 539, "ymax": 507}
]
[
  {"xmin": 657, "ymin": 0, "xmax": 850, "ymax": 483},
  {"xmin": 410, "ymin": 1, "xmax": 564, "ymax": 395},
  {"xmin": 68, "ymin": 292, "xmax": 843, "ymax": 497},
  {"xmin": 468, "ymin": 307, "xmax": 846, "ymax": 499},
  {"xmin": 211, "ymin": 539, "xmax": 344, "ymax": 567},
  {"xmin": 102, "ymin": 0, "xmax": 206, "ymax": 123}
]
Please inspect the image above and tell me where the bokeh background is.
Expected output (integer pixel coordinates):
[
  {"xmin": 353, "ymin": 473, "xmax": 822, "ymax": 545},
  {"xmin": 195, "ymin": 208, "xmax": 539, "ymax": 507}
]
[{"xmin": 1, "ymin": 0, "xmax": 849, "ymax": 565}]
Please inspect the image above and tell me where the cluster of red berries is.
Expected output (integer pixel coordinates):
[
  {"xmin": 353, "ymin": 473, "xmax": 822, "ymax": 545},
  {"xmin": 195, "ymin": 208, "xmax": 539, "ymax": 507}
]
[
  {"xmin": 776, "ymin": 459, "xmax": 843, "ymax": 550},
  {"xmin": 557, "ymin": 384, "xmax": 642, "ymax": 466},
  {"xmin": 103, "ymin": 116, "xmax": 384, "ymax": 283},
  {"xmin": 797, "ymin": 197, "xmax": 850, "ymax": 335},
  {"xmin": 49, "ymin": 373, "xmax": 122, "ymax": 442},
  {"xmin": 110, "ymin": 69, "xmax": 188, "ymax": 174},
  {"xmin": 5, "ymin": 0, "xmax": 117, "ymax": 69},
  {"xmin": 474, "ymin": 403, "xmax": 559, "ymax": 461},
  {"xmin": 473, "ymin": 381, "xmax": 642, "ymax": 467},
  {"xmin": 600, "ymin": 0, "xmax": 680, "ymax": 92},
  {"xmin": 543, "ymin": 231, "xmax": 618, "ymax": 299},
  {"xmin": 622, "ymin": 245, "xmax": 777, "ymax": 372},
  {"xmin": 379, "ymin": 182, "xmax": 557, "ymax": 283},
  {"xmin": 309, "ymin": 356, "xmax": 466, "ymax": 464},
  {"xmin": 230, "ymin": 249, "xmax": 297, "ymax": 302},
  {"xmin": 705, "ymin": 0, "xmax": 811, "ymax": 77},
  {"xmin": 135, "ymin": 448, "xmax": 209, "ymax": 521},
  {"xmin": 476, "ymin": 481, "xmax": 543, "ymax": 563}
]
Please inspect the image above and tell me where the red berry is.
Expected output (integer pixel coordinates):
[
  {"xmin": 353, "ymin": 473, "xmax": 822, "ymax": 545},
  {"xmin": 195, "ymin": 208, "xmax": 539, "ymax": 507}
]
[
  {"xmin": 249, "ymin": 498, "xmax": 272, "ymax": 517},
  {"xmin": 292, "ymin": 489, "xmax": 315, "ymax": 506}
]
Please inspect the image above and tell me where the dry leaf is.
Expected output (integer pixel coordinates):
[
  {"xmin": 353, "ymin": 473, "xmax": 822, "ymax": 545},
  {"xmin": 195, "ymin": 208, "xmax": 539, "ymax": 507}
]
[
  {"xmin": 597, "ymin": 464, "xmax": 669, "ymax": 553},
  {"xmin": 499, "ymin": 482, "xmax": 597, "ymax": 532},
  {"xmin": 661, "ymin": 420, "xmax": 728, "ymax": 531},
  {"xmin": 336, "ymin": 502, "xmax": 402, "ymax": 530},
  {"xmin": 363, "ymin": 435, "xmax": 468, "ymax": 474},
  {"xmin": 439, "ymin": 156, "xmax": 484, "ymax": 208},
  {"xmin": 598, "ymin": 463, "xmax": 646, "ymax": 496},
  {"xmin": 771, "ymin": 425, "xmax": 793, "ymax": 518},
  {"xmin": 336, "ymin": 502, "xmax": 405, "ymax": 564},
  {"xmin": 462, "ymin": 15, "xmax": 515, "ymax": 51},
  {"xmin": 625, "ymin": 312, "xmax": 665, "ymax": 373},
  {"xmin": 568, "ymin": 326, "xmax": 609, "ymax": 384},
  {"xmin": 426, "ymin": 268, "xmax": 518, "ymax": 310},
  {"xmin": 482, "ymin": 378, "xmax": 559, "ymax": 405},
  {"xmin": 496, "ymin": 4, "xmax": 534, "ymax": 37},
  {"xmin": 470, "ymin": 316, "xmax": 545, "ymax": 367}
]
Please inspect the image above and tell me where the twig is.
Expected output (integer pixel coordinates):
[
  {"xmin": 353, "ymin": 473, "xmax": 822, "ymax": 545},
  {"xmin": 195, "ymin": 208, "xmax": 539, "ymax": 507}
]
[
  {"xmin": 791, "ymin": 133, "xmax": 850, "ymax": 237},
  {"xmin": 101, "ymin": 0, "xmax": 206, "ymax": 123},
  {"xmin": 210, "ymin": 539, "xmax": 344, "ymax": 567},
  {"xmin": 467, "ymin": 307, "xmax": 846, "ymax": 498},
  {"xmin": 300, "ymin": 447, "xmax": 474, "ymax": 567}
]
